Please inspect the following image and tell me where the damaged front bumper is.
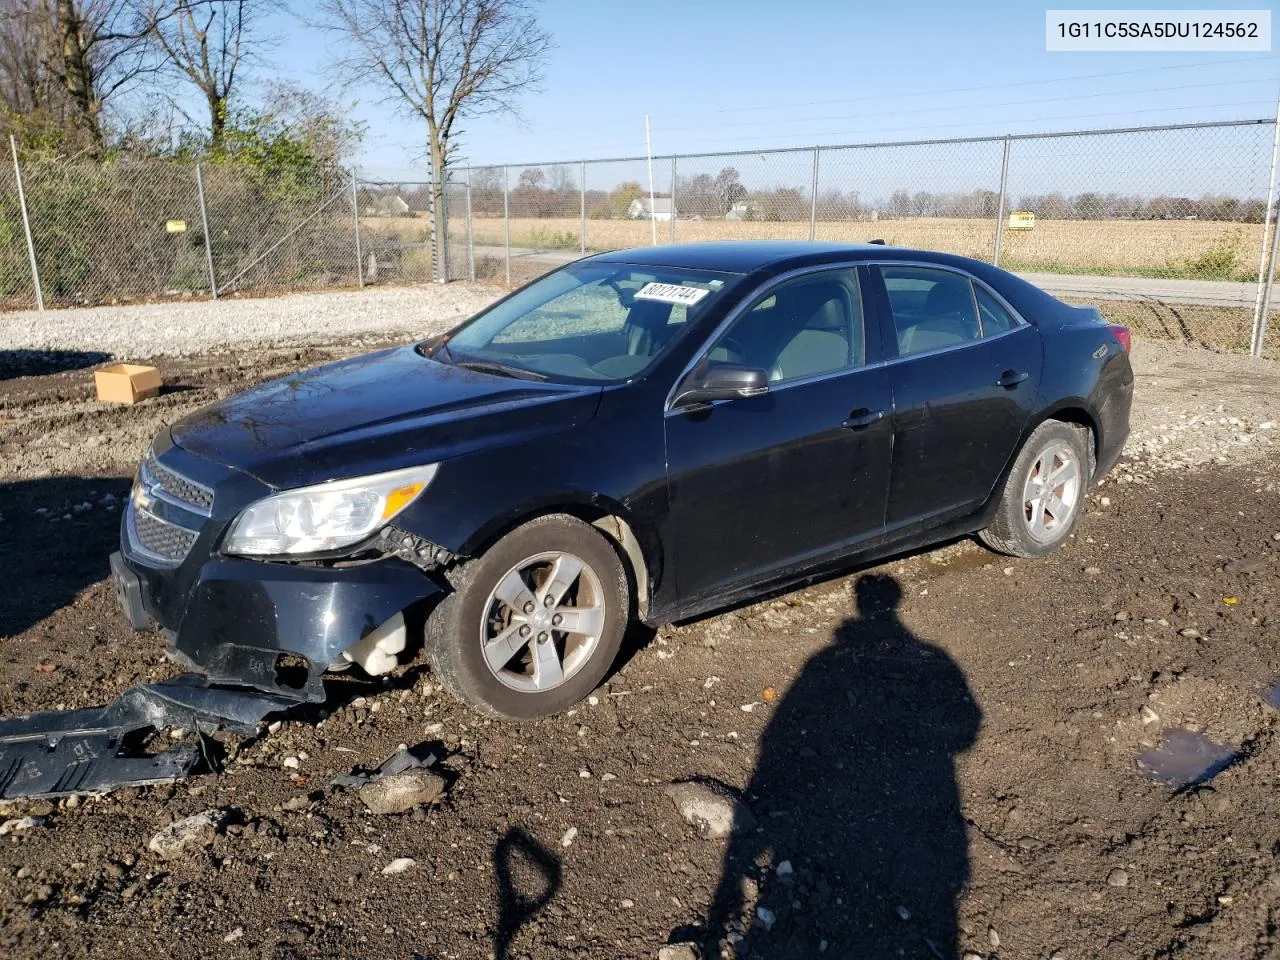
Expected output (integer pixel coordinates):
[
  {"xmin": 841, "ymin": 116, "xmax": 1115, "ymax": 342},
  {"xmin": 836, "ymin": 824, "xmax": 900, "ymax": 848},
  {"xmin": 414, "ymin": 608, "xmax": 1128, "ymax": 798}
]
[
  {"xmin": 0, "ymin": 675, "xmax": 298, "ymax": 800},
  {"xmin": 114, "ymin": 437, "xmax": 454, "ymax": 701},
  {"xmin": 114, "ymin": 548, "xmax": 447, "ymax": 701}
]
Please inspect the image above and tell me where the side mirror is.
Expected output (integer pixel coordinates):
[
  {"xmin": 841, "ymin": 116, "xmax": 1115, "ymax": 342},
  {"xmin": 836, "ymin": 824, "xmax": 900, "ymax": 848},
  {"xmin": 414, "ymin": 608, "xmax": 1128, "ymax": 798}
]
[{"xmin": 672, "ymin": 363, "xmax": 770, "ymax": 408}]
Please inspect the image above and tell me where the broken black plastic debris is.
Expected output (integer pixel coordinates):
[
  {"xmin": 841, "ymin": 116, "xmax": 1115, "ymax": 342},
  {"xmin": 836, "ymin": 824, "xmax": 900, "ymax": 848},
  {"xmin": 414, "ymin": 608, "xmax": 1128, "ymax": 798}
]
[
  {"xmin": 0, "ymin": 674, "xmax": 296, "ymax": 800},
  {"xmin": 331, "ymin": 741, "xmax": 440, "ymax": 789}
]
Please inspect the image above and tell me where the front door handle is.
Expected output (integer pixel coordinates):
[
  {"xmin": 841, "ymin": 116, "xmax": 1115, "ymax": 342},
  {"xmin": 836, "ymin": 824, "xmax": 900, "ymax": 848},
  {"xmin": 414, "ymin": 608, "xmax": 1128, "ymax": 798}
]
[
  {"xmin": 997, "ymin": 370, "xmax": 1030, "ymax": 388},
  {"xmin": 842, "ymin": 408, "xmax": 886, "ymax": 430}
]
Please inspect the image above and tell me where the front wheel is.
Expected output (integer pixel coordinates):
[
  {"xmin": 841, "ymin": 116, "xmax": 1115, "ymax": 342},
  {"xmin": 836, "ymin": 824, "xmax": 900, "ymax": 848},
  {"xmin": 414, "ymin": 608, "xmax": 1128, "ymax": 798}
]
[
  {"xmin": 979, "ymin": 420, "xmax": 1090, "ymax": 558},
  {"xmin": 425, "ymin": 514, "xmax": 630, "ymax": 719}
]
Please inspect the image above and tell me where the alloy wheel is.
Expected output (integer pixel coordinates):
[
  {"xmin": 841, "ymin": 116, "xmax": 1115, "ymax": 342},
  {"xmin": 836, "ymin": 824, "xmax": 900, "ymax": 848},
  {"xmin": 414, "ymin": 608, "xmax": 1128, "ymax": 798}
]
[
  {"xmin": 1021, "ymin": 442, "xmax": 1081, "ymax": 543},
  {"xmin": 479, "ymin": 551, "xmax": 606, "ymax": 693}
]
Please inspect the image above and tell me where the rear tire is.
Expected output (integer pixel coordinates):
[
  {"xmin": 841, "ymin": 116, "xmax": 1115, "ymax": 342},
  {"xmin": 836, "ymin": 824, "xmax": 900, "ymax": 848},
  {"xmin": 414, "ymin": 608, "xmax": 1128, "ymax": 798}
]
[
  {"xmin": 979, "ymin": 420, "xmax": 1091, "ymax": 558},
  {"xmin": 425, "ymin": 514, "xmax": 630, "ymax": 720}
]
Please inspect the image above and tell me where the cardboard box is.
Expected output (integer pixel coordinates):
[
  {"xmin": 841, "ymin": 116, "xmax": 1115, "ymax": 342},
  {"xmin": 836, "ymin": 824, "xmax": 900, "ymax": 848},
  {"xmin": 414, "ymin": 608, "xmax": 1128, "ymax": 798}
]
[{"xmin": 95, "ymin": 363, "xmax": 162, "ymax": 404}]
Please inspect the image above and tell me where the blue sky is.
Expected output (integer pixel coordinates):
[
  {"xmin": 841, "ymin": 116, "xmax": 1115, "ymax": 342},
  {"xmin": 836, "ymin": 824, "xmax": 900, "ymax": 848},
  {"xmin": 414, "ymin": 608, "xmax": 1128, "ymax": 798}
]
[{"xmin": 260, "ymin": 0, "xmax": 1278, "ymax": 180}]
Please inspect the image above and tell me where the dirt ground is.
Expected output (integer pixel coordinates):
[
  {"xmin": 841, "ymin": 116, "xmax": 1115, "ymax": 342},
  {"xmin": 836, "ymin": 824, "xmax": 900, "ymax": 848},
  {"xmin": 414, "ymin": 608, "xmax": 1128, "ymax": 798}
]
[{"xmin": 0, "ymin": 335, "xmax": 1278, "ymax": 959}]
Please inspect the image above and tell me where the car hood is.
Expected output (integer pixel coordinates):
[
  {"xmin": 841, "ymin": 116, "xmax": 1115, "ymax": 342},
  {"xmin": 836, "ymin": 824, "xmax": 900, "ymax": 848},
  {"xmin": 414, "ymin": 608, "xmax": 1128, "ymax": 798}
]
[{"xmin": 171, "ymin": 345, "xmax": 601, "ymax": 489}]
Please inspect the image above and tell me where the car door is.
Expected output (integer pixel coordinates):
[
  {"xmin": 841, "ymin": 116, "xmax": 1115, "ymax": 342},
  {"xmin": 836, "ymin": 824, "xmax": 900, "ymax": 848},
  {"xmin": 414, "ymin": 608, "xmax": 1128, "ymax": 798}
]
[
  {"xmin": 664, "ymin": 266, "xmax": 894, "ymax": 607},
  {"xmin": 868, "ymin": 264, "xmax": 1044, "ymax": 534}
]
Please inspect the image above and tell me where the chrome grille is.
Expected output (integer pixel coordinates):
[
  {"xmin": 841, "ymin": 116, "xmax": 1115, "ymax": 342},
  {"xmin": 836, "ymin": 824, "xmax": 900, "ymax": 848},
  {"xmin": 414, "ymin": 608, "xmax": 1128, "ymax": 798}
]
[
  {"xmin": 130, "ymin": 506, "xmax": 198, "ymax": 564},
  {"xmin": 143, "ymin": 450, "xmax": 214, "ymax": 514}
]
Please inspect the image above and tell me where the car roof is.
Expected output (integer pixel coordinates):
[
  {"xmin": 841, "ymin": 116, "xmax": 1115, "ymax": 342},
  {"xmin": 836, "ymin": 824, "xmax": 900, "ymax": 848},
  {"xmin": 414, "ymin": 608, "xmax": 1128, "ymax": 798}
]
[
  {"xmin": 588, "ymin": 240, "xmax": 998, "ymax": 274},
  {"xmin": 587, "ymin": 240, "xmax": 1070, "ymax": 324}
]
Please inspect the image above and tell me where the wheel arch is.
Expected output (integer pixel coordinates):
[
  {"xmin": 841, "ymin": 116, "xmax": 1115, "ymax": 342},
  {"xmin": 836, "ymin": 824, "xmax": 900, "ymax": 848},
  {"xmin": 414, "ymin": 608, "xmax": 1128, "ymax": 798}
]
[
  {"xmin": 1036, "ymin": 401, "xmax": 1100, "ymax": 479},
  {"xmin": 455, "ymin": 495, "xmax": 659, "ymax": 621}
]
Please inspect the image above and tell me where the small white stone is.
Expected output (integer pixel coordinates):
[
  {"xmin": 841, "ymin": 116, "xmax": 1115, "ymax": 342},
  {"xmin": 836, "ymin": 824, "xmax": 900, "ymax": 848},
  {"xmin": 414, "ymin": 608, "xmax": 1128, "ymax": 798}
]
[
  {"xmin": 755, "ymin": 905, "xmax": 776, "ymax": 931},
  {"xmin": 600, "ymin": 773, "xmax": 617, "ymax": 781},
  {"xmin": 282, "ymin": 756, "xmax": 300, "ymax": 770},
  {"xmin": 896, "ymin": 905, "xmax": 911, "ymax": 920},
  {"xmin": 560, "ymin": 826, "xmax": 578, "ymax": 848},
  {"xmin": 223, "ymin": 927, "xmax": 244, "ymax": 943},
  {"xmin": 587, "ymin": 695, "xmax": 599, "ymax": 706},
  {"xmin": 381, "ymin": 857, "xmax": 416, "ymax": 875},
  {"xmin": 267, "ymin": 720, "xmax": 282, "ymax": 734},
  {"xmin": 775, "ymin": 860, "xmax": 793, "ymax": 877},
  {"xmin": 579, "ymin": 769, "xmax": 591, "ymax": 778}
]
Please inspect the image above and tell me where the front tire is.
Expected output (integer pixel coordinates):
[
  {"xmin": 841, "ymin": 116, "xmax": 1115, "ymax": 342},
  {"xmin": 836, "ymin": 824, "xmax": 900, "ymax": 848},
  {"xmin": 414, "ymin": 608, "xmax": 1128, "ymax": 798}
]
[
  {"xmin": 425, "ymin": 514, "xmax": 630, "ymax": 720},
  {"xmin": 979, "ymin": 420, "xmax": 1090, "ymax": 558}
]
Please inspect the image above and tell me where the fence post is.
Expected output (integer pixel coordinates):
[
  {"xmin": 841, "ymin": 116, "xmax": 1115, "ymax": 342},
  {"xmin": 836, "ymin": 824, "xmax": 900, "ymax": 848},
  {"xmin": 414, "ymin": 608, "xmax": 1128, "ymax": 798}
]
[
  {"xmin": 580, "ymin": 160, "xmax": 587, "ymax": 254},
  {"xmin": 466, "ymin": 167, "xmax": 476, "ymax": 282},
  {"xmin": 993, "ymin": 136, "xmax": 1011, "ymax": 267},
  {"xmin": 503, "ymin": 165, "xmax": 511, "ymax": 285},
  {"xmin": 1257, "ymin": 213, "xmax": 1280, "ymax": 356},
  {"xmin": 195, "ymin": 164, "xmax": 218, "ymax": 299},
  {"xmin": 669, "ymin": 156, "xmax": 677, "ymax": 243},
  {"xmin": 438, "ymin": 174, "xmax": 450, "ymax": 283},
  {"xmin": 350, "ymin": 171, "xmax": 364, "ymax": 289},
  {"xmin": 1251, "ymin": 95, "xmax": 1280, "ymax": 356},
  {"xmin": 809, "ymin": 147, "xmax": 819, "ymax": 242},
  {"xmin": 9, "ymin": 135, "xmax": 43, "ymax": 312}
]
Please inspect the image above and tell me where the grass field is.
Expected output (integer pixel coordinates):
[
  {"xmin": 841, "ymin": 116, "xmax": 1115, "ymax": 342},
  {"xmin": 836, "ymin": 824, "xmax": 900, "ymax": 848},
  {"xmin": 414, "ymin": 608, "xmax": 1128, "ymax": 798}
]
[{"xmin": 364, "ymin": 214, "xmax": 1265, "ymax": 282}]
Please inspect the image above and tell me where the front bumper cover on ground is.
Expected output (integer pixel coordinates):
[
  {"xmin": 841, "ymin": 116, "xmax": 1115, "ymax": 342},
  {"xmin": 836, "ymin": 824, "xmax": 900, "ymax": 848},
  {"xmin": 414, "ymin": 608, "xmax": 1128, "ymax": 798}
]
[{"xmin": 0, "ymin": 675, "xmax": 298, "ymax": 800}]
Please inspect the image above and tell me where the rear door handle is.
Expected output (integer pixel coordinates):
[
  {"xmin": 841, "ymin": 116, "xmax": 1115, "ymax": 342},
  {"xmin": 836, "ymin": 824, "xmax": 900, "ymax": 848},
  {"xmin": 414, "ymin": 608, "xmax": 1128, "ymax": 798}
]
[
  {"xmin": 997, "ymin": 370, "xmax": 1030, "ymax": 388},
  {"xmin": 842, "ymin": 408, "xmax": 886, "ymax": 430}
]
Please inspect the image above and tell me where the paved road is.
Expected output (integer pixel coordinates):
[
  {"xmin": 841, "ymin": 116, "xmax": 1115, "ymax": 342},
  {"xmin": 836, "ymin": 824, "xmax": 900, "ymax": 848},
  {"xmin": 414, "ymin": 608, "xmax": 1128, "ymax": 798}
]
[{"xmin": 471, "ymin": 245, "xmax": 1258, "ymax": 308}]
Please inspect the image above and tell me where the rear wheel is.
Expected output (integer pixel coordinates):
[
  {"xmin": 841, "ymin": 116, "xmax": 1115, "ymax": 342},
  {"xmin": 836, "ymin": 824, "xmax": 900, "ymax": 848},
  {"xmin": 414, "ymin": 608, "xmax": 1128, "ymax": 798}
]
[
  {"xmin": 979, "ymin": 420, "xmax": 1090, "ymax": 558},
  {"xmin": 425, "ymin": 514, "xmax": 630, "ymax": 719}
]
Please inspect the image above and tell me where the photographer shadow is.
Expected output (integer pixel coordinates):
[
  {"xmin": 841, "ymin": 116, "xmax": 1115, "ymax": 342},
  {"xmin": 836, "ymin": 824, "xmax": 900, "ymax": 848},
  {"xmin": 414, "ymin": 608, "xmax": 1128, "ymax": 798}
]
[{"xmin": 704, "ymin": 573, "xmax": 982, "ymax": 958}]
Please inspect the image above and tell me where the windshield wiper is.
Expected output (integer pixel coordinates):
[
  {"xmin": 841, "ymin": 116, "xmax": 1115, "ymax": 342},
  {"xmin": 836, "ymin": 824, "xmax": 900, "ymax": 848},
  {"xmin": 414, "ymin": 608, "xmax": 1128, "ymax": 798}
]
[{"xmin": 455, "ymin": 358, "xmax": 549, "ymax": 382}]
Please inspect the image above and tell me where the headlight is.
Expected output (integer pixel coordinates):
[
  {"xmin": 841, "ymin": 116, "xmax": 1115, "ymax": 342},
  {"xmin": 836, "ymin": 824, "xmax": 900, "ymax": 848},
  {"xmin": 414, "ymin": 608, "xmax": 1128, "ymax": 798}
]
[{"xmin": 223, "ymin": 464, "xmax": 439, "ymax": 557}]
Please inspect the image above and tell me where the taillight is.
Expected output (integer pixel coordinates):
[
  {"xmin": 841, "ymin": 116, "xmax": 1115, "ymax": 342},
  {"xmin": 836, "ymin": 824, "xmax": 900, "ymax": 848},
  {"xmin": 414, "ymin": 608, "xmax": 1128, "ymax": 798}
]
[{"xmin": 1108, "ymin": 324, "xmax": 1131, "ymax": 353}]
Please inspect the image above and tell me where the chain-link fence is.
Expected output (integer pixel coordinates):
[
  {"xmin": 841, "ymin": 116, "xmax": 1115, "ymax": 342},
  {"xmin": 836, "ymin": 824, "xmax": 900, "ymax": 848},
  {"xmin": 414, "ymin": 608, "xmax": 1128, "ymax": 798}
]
[{"xmin": 4, "ymin": 119, "xmax": 1279, "ymax": 357}]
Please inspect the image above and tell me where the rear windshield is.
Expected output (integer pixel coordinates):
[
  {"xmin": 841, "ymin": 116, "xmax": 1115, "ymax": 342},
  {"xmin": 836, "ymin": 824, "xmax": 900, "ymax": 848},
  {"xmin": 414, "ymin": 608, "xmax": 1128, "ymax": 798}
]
[{"xmin": 437, "ymin": 261, "xmax": 741, "ymax": 383}]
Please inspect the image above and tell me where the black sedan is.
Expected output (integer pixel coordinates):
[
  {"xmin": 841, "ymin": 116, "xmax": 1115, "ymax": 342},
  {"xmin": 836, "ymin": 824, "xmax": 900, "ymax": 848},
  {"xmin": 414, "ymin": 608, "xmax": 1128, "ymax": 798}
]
[{"xmin": 113, "ymin": 242, "xmax": 1133, "ymax": 719}]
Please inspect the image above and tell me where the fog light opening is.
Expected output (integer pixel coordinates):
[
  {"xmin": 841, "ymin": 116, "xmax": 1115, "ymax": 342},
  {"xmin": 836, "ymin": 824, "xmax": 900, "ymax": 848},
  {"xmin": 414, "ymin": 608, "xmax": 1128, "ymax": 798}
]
[{"xmin": 274, "ymin": 653, "xmax": 311, "ymax": 691}]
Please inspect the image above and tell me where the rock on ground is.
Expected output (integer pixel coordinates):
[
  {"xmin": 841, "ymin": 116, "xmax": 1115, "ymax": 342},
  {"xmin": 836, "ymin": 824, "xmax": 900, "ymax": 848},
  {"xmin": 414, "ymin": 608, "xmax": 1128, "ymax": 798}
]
[
  {"xmin": 147, "ymin": 809, "xmax": 226, "ymax": 860},
  {"xmin": 358, "ymin": 770, "xmax": 446, "ymax": 815},
  {"xmin": 664, "ymin": 779, "xmax": 756, "ymax": 840}
]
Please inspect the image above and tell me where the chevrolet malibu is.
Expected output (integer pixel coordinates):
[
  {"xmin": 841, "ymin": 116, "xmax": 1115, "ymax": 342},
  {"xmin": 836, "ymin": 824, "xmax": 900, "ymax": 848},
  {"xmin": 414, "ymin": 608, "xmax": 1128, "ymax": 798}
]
[{"xmin": 112, "ymin": 242, "xmax": 1133, "ymax": 719}]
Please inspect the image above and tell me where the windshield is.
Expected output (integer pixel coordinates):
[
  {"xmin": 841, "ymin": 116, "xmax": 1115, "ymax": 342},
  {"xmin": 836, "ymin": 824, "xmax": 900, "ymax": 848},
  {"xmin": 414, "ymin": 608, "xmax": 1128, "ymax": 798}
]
[{"xmin": 436, "ymin": 261, "xmax": 741, "ymax": 383}]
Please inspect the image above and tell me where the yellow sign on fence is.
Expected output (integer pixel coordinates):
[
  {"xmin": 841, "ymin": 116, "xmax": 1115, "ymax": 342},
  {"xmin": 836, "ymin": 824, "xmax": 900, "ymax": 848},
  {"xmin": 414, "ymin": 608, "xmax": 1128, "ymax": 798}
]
[
  {"xmin": 1007, "ymin": 211, "xmax": 1036, "ymax": 231},
  {"xmin": 165, "ymin": 219, "xmax": 188, "ymax": 234}
]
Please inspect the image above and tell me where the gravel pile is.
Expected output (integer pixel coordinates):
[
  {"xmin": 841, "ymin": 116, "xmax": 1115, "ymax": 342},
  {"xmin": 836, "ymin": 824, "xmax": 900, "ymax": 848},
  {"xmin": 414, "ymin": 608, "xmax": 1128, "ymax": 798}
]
[
  {"xmin": 0, "ymin": 283, "xmax": 502, "ymax": 358},
  {"xmin": 1114, "ymin": 339, "xmax": 1279, "ymax": 482}
]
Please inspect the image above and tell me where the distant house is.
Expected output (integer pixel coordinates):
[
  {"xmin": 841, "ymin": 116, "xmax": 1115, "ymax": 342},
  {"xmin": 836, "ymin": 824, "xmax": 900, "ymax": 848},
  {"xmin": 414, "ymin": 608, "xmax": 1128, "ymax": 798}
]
[
  {"xmin": 627, "ymin": 196, "xmax": 675, "ymax": 221},
  {"xmin": 364, "ymin": 194, "xmax": 411, "ymax": 217},
  {"xmin": 725, "ymin": 200, "xmax": 761, "ymax": 221}
]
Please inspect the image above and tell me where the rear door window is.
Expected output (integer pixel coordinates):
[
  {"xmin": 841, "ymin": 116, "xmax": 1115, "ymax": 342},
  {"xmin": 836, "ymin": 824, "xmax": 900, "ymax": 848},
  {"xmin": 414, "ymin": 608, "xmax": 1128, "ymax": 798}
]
[
  {"xmin": 974, "ymin": 285, "xmax": 1020, "ymax": 336},
  {"xmin": 879, "ymin": 266, "xmax": 981, "ymax": 357}
]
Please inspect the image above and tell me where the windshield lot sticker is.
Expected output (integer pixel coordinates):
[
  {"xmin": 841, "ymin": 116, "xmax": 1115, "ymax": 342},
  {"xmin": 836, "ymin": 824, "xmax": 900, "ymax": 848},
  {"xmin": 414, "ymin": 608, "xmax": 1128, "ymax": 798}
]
[{"xmin": 635, "ymin": 282, "xmax": 711, "ymax": 306}]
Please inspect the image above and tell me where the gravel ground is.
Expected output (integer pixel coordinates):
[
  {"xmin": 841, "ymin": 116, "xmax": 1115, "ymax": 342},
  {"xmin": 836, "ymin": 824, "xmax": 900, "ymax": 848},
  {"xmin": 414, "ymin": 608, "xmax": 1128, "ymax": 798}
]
[
  {"xmin": 0, "ymin": 290, "xmax": 1279, "ymax": 959},
  {"xmin": 0, "ymin": 283, "xmax": 499, "ymax": 360}
]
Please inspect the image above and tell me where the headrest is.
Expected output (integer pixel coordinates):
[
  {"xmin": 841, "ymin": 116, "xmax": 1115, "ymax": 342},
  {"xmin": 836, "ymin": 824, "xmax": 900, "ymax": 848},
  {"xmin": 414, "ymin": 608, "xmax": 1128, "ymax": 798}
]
[{"xmin": 924, "ymin": 280, "xmax": 973, "ymax": 316}]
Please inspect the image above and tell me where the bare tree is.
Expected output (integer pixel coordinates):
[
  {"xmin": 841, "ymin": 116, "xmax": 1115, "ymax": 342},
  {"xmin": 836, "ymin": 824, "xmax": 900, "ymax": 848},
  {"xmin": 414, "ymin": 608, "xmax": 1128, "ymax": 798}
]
[
  {"xmin": 0, "ymin": 2, "xmax": 66, "ymax": 136},
  {"xmin": 142, "ymin": 0, "xmax": 265, "ymax": 145},
  {"xmin": 51, "ymin": 0, "xmax": 159, "ymax": 152},
  {"xmin": 314, "ymin": 0, "xmax": 552, "ymax": 280}
]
